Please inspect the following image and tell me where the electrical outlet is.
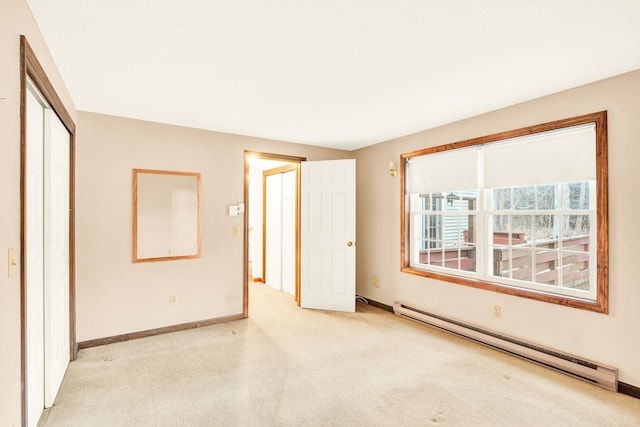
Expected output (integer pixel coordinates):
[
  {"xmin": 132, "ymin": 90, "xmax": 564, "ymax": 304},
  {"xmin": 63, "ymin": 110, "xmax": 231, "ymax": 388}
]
[
  {"xmin": 373, "ymin": 275, "xmax": 381, "ymax": 287},
  {"xmin": 492, "ymin": 304, "xmax": 502, "ymax": 318},
  {"xmin": 169, "ymin": 295, "xmax": 177, "ymax": 305}
]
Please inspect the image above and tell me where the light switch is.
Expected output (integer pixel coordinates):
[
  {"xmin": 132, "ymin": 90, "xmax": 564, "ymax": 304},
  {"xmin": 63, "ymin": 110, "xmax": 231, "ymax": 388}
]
[{"xmin": 8, "ymin": 248, "xmax": 17, "ymax": 278}]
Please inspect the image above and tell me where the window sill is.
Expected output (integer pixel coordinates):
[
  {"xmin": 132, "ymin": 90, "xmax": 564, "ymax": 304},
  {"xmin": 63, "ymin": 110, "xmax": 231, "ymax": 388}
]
[{"xmin": 400, "ymin": 266, "xmax": 607, "ymax": 314}]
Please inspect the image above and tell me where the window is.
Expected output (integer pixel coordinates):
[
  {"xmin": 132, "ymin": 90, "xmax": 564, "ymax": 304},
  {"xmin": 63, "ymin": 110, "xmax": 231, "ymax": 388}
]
[{"xmin": 401, "ymin": 112, "xmax": 608, "ymax": 313}]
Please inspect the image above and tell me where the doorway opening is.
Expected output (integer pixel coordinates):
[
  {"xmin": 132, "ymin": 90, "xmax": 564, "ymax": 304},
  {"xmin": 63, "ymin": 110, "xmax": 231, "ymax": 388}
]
[{"xmin": 243, "ymin": 151, "xmax": 306, "ymax": 317}]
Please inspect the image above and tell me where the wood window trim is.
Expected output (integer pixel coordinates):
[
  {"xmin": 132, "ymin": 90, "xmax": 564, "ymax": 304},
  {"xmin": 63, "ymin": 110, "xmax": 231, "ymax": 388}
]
[{"xmin": 400, "ymin": 111, "xmax": 608, "ymax": 313}]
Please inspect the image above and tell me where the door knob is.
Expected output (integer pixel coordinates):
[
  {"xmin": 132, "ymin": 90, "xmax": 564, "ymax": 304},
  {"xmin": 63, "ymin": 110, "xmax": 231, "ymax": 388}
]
[{"xmin": 347, "ymin": 241, "xmax": 353, "ymax": 247}]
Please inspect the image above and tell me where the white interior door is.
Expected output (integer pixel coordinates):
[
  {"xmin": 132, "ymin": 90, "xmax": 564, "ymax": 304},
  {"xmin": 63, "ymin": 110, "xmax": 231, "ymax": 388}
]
[
  {"xmin": 26, "ymin": 86, "xmax": 46, "ymax": 427},
  {"xmin": 281, "ymin": 170, "xmax": 296, "ymax": 296},
  {"xmin": 300, "ymin": 159, "xmax": 356, "ymax": 312},
  {"xmin": 25, "ymin": 81, "xmax": 71, "ymax": 425},
  {"xmin": 43, "ymin": 109, "xmax": 71, "ymax": 407},
  {"xmin": 265, "ymin": 173, "xmax": 283, "ymax": 290}
]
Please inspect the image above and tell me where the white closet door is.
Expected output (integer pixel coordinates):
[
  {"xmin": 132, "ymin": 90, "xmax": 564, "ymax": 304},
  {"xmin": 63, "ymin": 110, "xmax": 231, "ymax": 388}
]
[
  {"xmin": 281, "ymin": 170, "xmax": 296, "ymax": 296},
  {"xmin": 26, "ymin": 87, "xmax": 46, "ymax": 426},
  {"xmin": 43, "ymin": 110, "xmax": 70, "ymax": 408},
  {"xmin": 265, "ymin": 173, "xmax": 283, "ymax": 290}
]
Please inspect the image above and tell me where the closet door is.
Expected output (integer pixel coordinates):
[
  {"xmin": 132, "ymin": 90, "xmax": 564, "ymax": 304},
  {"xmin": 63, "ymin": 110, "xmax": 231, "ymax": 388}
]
[
  {"xmin": 25, "ymin": 82, "xmax": 71, "ymax": 425},
  {"xmin": 43, "ymin": 110, "xmax": 71, "ymax": 407},
  {"xmin": 281, "ymin": 170, "xmax": 296, "ymax": 296},
  {"xmin": 26, "ymin": 86, "xmax": 46, "ymax": 426},
  {"xmin": 265, "ymin": 173, "xmax": 283, "ymax": 290}
]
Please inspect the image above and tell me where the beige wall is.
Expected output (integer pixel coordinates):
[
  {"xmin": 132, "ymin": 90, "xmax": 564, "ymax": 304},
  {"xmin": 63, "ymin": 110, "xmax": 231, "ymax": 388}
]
[
  {"xmin": 353, "ymin": 69, "xmax": 640, "ymax": 388},
  {"xmin": 76, "ymin": 112, "xmax": 350, "ymax": 342},
  {"xmin": 0, "ymin": 0, "xmax": 78, "ymax": 424}
]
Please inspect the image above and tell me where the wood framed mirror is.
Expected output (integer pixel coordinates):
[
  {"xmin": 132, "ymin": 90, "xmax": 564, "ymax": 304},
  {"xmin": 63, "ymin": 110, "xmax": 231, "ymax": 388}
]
[{"xmin": 132, "ymin": 169, "xmax": 202, "ymax": 262}]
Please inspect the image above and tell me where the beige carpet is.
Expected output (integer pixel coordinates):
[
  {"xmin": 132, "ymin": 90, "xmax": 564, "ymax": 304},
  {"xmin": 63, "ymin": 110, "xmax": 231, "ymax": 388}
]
[{"xmin": 39, "ymin": 283, "xmax": 640, "ymax": 426}]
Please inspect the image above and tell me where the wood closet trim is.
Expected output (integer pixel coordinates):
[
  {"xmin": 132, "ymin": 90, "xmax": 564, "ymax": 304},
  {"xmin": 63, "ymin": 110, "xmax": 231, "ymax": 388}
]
[{"xmin": 20, "ymin": 35, "xmax": 78, "ymax": 425}]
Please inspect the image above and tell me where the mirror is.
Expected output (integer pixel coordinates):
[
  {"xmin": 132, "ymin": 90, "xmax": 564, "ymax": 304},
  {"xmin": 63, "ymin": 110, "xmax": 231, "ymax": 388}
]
[{"xmin": 133, "ymin": 169, "xmax": 201, "ymax": 262}]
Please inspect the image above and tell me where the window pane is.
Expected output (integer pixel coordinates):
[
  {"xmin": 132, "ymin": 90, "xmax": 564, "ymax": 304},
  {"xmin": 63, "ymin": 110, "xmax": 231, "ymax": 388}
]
[
  {"xmin": 562, "ymin": 251, "xmax": 591, "ymax": 290},
  {"xmin": 535, "ymin": 249, "xmax": 560, "ymax": 285},
  {"xmin": 423, "ymin": 248, "xmax": 443, "ymax": 267},
  {"xmin": 493, "ymin": 246, "xmax": 535, "ymax": 282},
  {"xmin": 536, "ymin": 184, "xmax": 559, "ymax": 210},
  {"xmin": 444, "ymin": 215, "xmax": 461, "ymax": 242},
  {"xmin": 492, "ymin": 214, "xmax": 509, "ymax": 233},
  {"xmin": 510, "ymin": 248, "xmax": 533, "ymax": 282},
  {"xmin": 424, "ymin": 194, "xmax": 443, "ymax": 211},
  {"xmin": 461, "ymin": 190, "xmax": 478, "ymax": 211},
  {"xmin": 562, "ymin": 235, "xmax": 590, "ymax": 253},
  {"xmin": 493, "ymin": 188, "xmax": 512, "ymax": 210},
  {"xmin": 461, "ymin": 244, "xmax": 476, "ymax": 272},
  {"xmin": 513, "ymin": 186, "xmax": 535, "ymax": 210},
  {"xmin": 565, "ymin": 182, "xmax": 591, "ymax": 210},
  {"xmin": 491, "ymin": 245, "xmax": 509, "ymax": 277},
  {"xmin": 465, "ymin": 215, "xmax": 476, "ymax": 244},
  {"xmin": 510, "ymin": 215, "xmax": 532, "ymax": 242},
  {"xmin": 417, "ymin": 194, "xmax": 432, "ymax": 211},
  {"xmin": 431, "ymin": 194, "xmax": 445, "ymax": 211},
  {"xmin": 562, "ymin": 214, "xmax": 590, "ymax": 238},
  {"xmin": 492, "ymin": 214, "xmax": 525, "ymax": 244},
  {"xmin": 533, "ymin": 214, "xmax": 558, "ymax": 242},
  {"xmin": 416, "ymin": 213, "xmax": 439, "ymax": 251},
  {"xmin": 444, "ymin": 192, "xmax": 460, "ymax": 210}
]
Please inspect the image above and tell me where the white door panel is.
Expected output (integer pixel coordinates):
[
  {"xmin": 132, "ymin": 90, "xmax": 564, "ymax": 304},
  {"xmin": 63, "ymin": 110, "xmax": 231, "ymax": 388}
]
[
  {"xmin": 26, "ymin": 88, "xmax": 46, "ymax": 426},
  {"xmin": 43, "ymin": 110, "xmax": 70, "ymax": 408},
  {"xmin": 25, "ymin": 82, "xmax": 72, "ymax": 425},
  {"xmin": 265, "ymin": 173, "xmax": 282, "ymax": 290},
  {"xmin": 301, "ymin": 159, "xmax": 356, "ymax": 312},
  {"xmin": 281, "ymin": 171, "xmax": 296, "ymax": 296}
]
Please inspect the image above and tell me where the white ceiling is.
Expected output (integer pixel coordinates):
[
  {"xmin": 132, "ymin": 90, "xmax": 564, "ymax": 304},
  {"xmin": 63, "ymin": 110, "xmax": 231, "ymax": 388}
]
[{"xmin": 27, "ymin": 1, "xmax": 640, "ymax": 151}]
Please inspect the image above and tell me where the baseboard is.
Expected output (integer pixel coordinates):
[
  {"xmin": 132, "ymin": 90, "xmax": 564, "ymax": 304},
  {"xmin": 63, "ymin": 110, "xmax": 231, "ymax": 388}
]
[
  {"xmin": 359, "ymin": 297, "xmax": 394, "ymax": 313},
  {"xmin": 619, "ymin": 382, "xmax": 640, "ymax": 400},
  {"xmin": 77, "ymin": 313, "xmax": 244, "ymax": 350},
  {"xmin": 253, "ymin": 278, "xmax": 265, "ymax": 283}
]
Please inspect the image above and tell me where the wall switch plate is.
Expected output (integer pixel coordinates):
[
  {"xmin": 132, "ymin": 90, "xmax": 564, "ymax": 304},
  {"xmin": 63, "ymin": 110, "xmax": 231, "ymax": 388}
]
[
  {"xmin": 170, "ymin": 295, "xmax": 177, "ymax": 305},
  {"xmin": 492, "ymin": 304, "xmax": 502, "ymax": 318},
  {"xmin": 8, "ymin": 248, "xmax": 16, "ymax": 278}
]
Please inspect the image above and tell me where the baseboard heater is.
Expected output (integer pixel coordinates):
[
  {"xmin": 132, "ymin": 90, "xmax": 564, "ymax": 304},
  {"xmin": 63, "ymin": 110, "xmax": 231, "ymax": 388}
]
[{"xmin": 393, "ymin": 302, "xmax": 618, "ymax": 392}]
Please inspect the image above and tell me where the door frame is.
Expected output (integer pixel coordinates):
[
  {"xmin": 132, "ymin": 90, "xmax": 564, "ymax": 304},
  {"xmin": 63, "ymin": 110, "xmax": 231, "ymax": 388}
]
[
  {"xmin": 243, "ymin": 151, "xmax": 305, "ymax": 317},
  {"xmin": 20, "ymin": 36, "xmax": 77, "ymax": 424}
]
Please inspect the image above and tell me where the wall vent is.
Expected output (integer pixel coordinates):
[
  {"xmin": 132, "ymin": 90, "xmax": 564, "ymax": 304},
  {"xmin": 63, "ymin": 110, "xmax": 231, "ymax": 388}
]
[{"xmin": 393, "ymin": 302, "xmax": 617, "ymax": 391}]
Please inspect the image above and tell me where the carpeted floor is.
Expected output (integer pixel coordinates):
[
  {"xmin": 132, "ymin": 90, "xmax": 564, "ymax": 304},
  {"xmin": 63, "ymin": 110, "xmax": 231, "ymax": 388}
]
[{"xmin": 39, "ymin": 282, "xmax": 640, "ymax": 426}]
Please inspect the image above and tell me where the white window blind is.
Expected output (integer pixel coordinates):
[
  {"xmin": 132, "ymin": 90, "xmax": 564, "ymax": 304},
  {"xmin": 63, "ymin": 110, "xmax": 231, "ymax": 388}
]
[
  {"xmin": 483, "ymin": 123, "xmax": 596, "ymax": 188},
  {"xmin": 408, "ymin": 147, "xmax": 478, "ymax": 194}
]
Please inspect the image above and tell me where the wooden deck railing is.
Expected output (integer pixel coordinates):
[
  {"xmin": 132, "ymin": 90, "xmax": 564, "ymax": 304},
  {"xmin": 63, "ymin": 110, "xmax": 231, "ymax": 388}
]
[
  {"xmin": 493, "ymin": 235, "xmax": 590, "ymax": 288},
  {"xmin": 418, "ymin": 234, "xmax": 590, "ymax": 288}
]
